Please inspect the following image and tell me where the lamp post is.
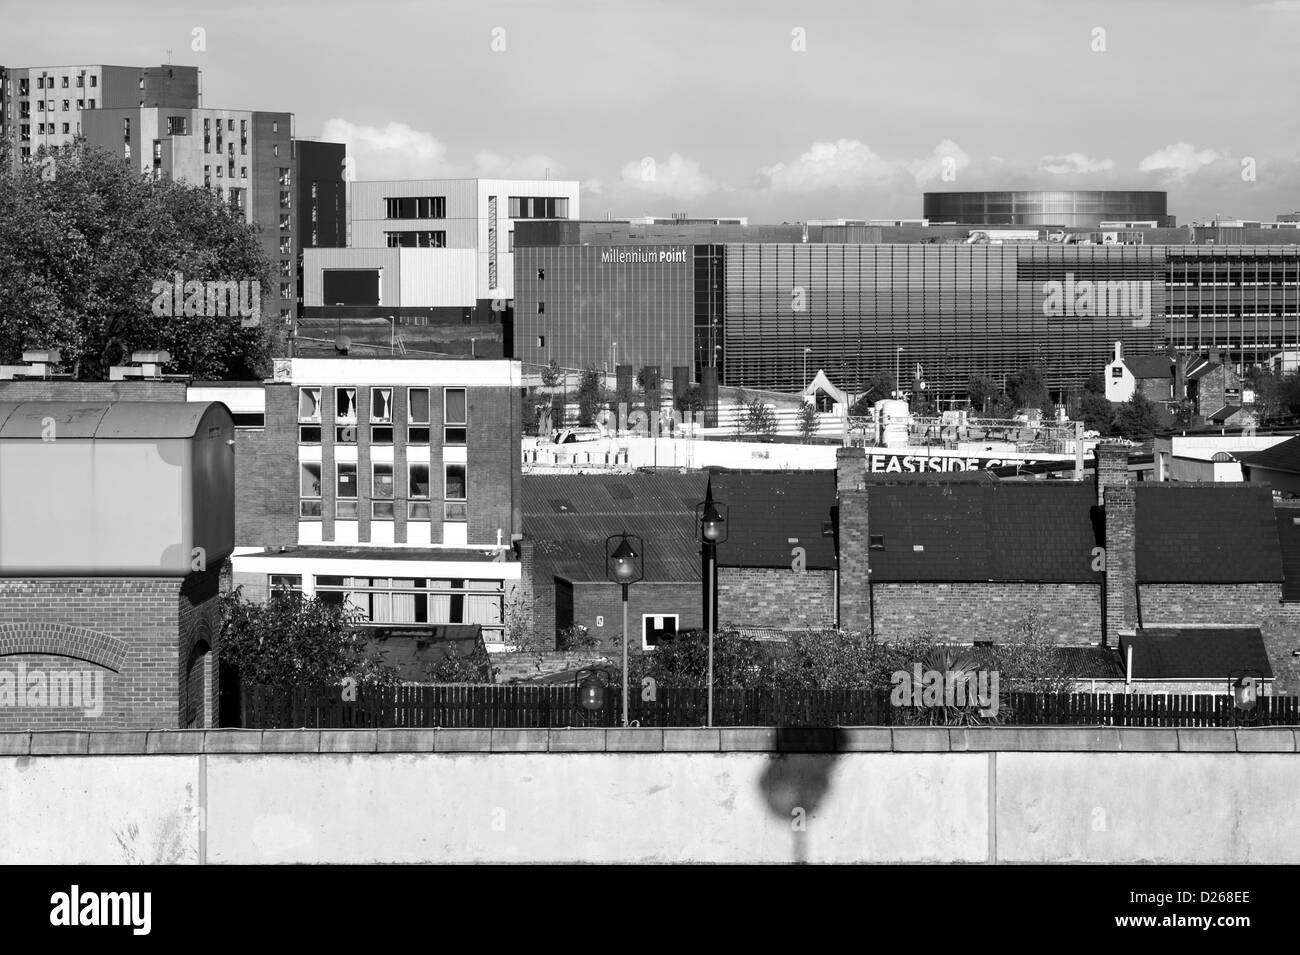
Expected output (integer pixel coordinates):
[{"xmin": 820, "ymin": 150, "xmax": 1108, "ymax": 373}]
[
  {"xmin": 1229, "ymin": 668, "xmax": 1263, "ymax": 726},
  {"xmin": 696, "ymin": 498, "xmax": 728, "ymax": 727},
  {"xmin": 606, "ymin": 532, "xmax": 643, "ymax": 726},
  {"xmin": 895, "ymin": 346, "xmax": 905, "ymax": 399}
]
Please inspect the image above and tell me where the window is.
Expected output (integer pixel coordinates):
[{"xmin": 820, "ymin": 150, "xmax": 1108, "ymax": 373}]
[
  {"xmin": 643, "ymin": 614, "xmax": 679, "ymax": 650},
  {"xmin": 36, "ymin": 77, "xmax": 44, "ymax": 90},
  {"xmin": 280, "ymin": 190, "xmax": 291, "ymax": 209},
  {"xmin": 62, "ymin": 76, "xmax": 69, "ymax": 88},
  {"xmin": 537, "ymin": 302, "xmax": 545, "ymax": 314},
  {"xmin": 61, "ymin": 123, "xmax": 69, "ymax": 134},
  {"xmin": 508, "ymin": 230, "xmax": 514, "ymax": 252},
  {"xmin": 444, "ymin": 388, "xmax": 467, "ymax": 445},
  {"xmin": 508, "ymin": 196, "xmax": 569, "ymax": 219},
  {"xmin": 167, "ymin": 116, "xmax": 188, "ymax": 135},
  {"xmin": 370, "ymin": 387, "xmax": 394, "ymax": 423},
  {"xmin": 273, "ymin": 144, "xmax": 279, "ymax": 157},
  {"xmin": 337, "ymin": 463, "xmax": 358, "ymax": 518},
  {"xmin": 88, "ymin": 98, "xmax": 95, "ymax": 108},
  {"xmin": 216, "ymin": 167, "xmax": 223, "ymax": 178},
  {"xmin": 383, "ymin": 196, "xmax": 446, "ymax": 219},
  {"xmin": 869, "ymin": 535, "xmax": 885, "ymax": 550},
  {"xmin": 272, "ymin": 120, "xmax": 278, "ymax": 132},
  {"xmin": 228, "ymin": 119, "xmax": 235, "ymax": 131},
  {"xmin": 269, "ymin": 575, "xmax": 303, "ymax": 602},
  {"xmin": 298, "ymin": 387, "xmax": 321, "ymax": 422},
  {"xmin": 537, "ymin": 335, "xmax": 546, "ymax": 348},
  {"xmin": 76, "ymin": 99, "xmax": 84, "ymax": 109},
  {"xmin": 62, "ymin": 99, "xmax": 69, "ymax": 111},
  {"xmin": 372, "ymin": 463, "xmax": 395, "ymax": 519},
  {"xmin": 280, "ymin": 213, "xmax": 291, "ymax": 231},
  {"xmin": 76, "ymin": 75, "xmax": 84, "ymax": 88},
  {"xmin": 408, "ymin": 387, "xmax": 430, "ymax": 443},
  {"xmin": 90, "ymin": 76, "xmax": 97, "ymax": 88},
  {"xmin": 335, "ymin": 387, "xmax": 357, "ymax": 423},
  {"xmin": 300, "ymin": 463, "xmax": 322, "ymax": 517},
  {"xmin": 384, "ymin": 230, "xmax": 446, "ymax": 248},
  {"xmin": 408, "ymin": 464, "xmax": 431, "ymax": 520},
  {"xmin": 231, "ymin": 412, "xmax": 264, "ymax": 428},
  {"xmin": 312, "ymin": 577, "xmax": 504, "ymax": 635},
  {"xmin": 445, "ymin": 464, "xmax": 467, "ymax": 521},
  {"xmin": 240, "ymin": 166, "xmax": 247, "ymax": 178},
  {"xmin": 537, "ymin": 268, "xmax": 545, "ymax": 280}
]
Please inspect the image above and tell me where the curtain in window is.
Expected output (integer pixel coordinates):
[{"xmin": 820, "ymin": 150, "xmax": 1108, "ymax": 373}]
[
  {"xmin": 370, "ymin": 592, "xmax": 393, "ymax": 623},
  {"xmin": 389, "ymin": 592, "xmax": 417, "ymax": 623},
  {"xmin": 464, "ymin": 595, "xmax": 502, "ymax": 626},
  {"xmin": 427, "ymin": 594, "xmax": 452, "ymax": 624}
]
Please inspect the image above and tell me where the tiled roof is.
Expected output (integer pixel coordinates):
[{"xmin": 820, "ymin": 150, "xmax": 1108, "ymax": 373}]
[
  {"xmin": 1123, "ymin": 355, "xmax": 1174, "ymax": 380},
  {"xmin": 1135, "ymin": 485, "xmax": 1284, "ymax": 583},
  {"xmin": 709, "ymin": 470, "xmax": 838, "ymax": 570},
  {"xmin": 1122, "ymin": 627, "xmax": 1274, "ymax": 680},
  {"xmin": 1241, "ymin": 434, "xmax": 1300, "ymax": 476},
  {"xmin": 865, "ymin": 483, "xmax": 1102, "ymax": 582},
  {"xmin": 1185, "ymin": 358, "xmax": 1223, "ymax": 382},
  {"xmin": 1276, "ymin": 509, "xmax": 1300, "ymax": 601},
  {"xmin": 533, "ymin": 536, "xmax": 700, "ymax": 583}
]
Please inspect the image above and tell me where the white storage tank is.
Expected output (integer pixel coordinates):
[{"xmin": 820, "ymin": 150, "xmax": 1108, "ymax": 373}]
[
  {"xmin": 874, "ymin": 398, "xmax": 910, "ymax": 447},
  {"xmin": 0, "ymin": 401, "xmax": 234, "ymax": 576}
]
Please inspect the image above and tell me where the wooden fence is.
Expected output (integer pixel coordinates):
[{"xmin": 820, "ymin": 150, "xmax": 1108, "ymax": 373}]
[{"xmin": 240, "ymin": 684, "xmax": 1300, "ymax": 730}]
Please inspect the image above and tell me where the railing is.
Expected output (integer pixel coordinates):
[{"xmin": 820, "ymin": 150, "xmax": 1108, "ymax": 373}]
[{"xmin": 240, "ymin": 685, "xmax": 1300, "ymax": 729}]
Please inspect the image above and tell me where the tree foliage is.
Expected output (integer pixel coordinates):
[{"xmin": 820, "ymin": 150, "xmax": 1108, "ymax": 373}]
[
  {"xmin": 967, "ymin": 375, "xmax": 999, "ymax": 412},
  {"xmin": 540, "ymin": 359, "xmax": 562, "ymax": 388},
  {"xmin": 0, "ymin": 141, "xmax": 272, "ymax": 380},
  {"xmin": 219, "ymin": 587, "xmax": 397, "ymax": 688},
  {"xmin": 745, "ymin": 398, "xmax": 777, "ymax": 437},
  {"xmin": 1113, "ymin": 392, "xmax": 1161, "ymax": 440},
  {"xmin": 797, "ymin": 401, "xmax": 819, "ymax": 441},
  {"xmin": 575, "ymin": 365, "xmax": 603, "ymax": 426},
  {"xmin": 1078, "ymin": 392, "xmax": 1116, "ymax": 434}
]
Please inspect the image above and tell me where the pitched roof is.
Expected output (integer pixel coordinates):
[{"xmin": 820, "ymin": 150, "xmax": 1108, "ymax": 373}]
[
  {"xmin": 1123, "ymin": 355, "xmax": 1175, "ymax": 380},
  {"xmin": 522, "ymin": 471, "xmax": 708, "ymax": 543},
  {"xmin": 533, "ymin": 536, "xmax": 700, "ymax": 583},
  {"xmin": 1275, "ymin": 508, "xmax": 1300, "ymax": 601},
  {"xmin": 864, "ymin": 483, "xmax": 1103, "ymax": 582},
  {"xmin": 1241, "ymin": 434, "xmax": 1300, "ymax": 476},
  {"xmin": 709, "ymin": 470, "xmax": 838, "ymax": 570},
  {"xmin": 1122, "ymin": 627, "xmax": 1274, "ymax": 680},
  {"xmin": 1185, "ymin": 358, "xmax": 1223, "ymax": 381},
  {"xmin": 1135, "ymin": 485, "xmax": 1284, "ymax": 583}
]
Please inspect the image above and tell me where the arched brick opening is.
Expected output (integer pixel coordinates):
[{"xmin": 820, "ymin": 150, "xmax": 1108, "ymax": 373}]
[{"xmin": 0, "ymin": 623, "xmax": 127, "ymax": 672}]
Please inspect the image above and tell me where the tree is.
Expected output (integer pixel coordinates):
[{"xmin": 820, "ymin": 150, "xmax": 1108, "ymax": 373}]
[
  {"xmin": 675, "ymin": 383, "xmax": 705, "ymax": 415},
  {"xmin": 731, "ymin": 388, "xmax": 750, "ymax": 436},
  {"xmin": 0, "ymin": 140, "xmax": 272, "ymax": 380},
  {"xmin": 1078, "ymin": 392, "xmax": 1116, "ymax": 434},
  {"xmin": 575, "ymin": 365, "xmax": 603, "ymax": 427},
  {"xmin": 521, "ymin": 389, "xmax": 550, "ymax": 436},
  {"xmin": 1083, "ymin": 371, "xmax": 1106, "ymax": 396},
  {"xmin": 218, "ymin": 586, "xmax": 397, "ymax": 688},
  {"xmin": 1007, "ymin": 363, "xmax": 1049, "ymax": 411},
  {"xmin": 540, "ymin": 359, "xmax": 561, "ymax": 389},
  {"xmin": 851, "ymin": 372, "xmax": 896, "ymax": 414},
  {"xmin": 967, "ymin": 375, "xmax": 999, "ymax": 413},
  {"xmin": 745, "ymin": 398, "xmax": 777, "ymax": 437},
  {"xmin": 1246, "ymin": 366, "xmax": 1279, "ymax": 423},
  {"xmin": 1113, "ymin": 392, "xmax": 1161, "ymax": 440},
  {"xmin": 797, "ymin": 401, "xmax": 819, "ymax": 441},
  {"xmin": 630, "ymin": 628, "xmax": 774, "ymax": 689},
  {"xmin": 422, "ymin": 643, "xmax": 492, "ymax": 683}
]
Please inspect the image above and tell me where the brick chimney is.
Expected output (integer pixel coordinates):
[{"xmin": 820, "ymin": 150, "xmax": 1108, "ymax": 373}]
[
  {"xmin": 835, "ymin": 485, "xmax": 873, "ymax": 634},
  {"xmin": 1097, "ymin": 442, "xmax": 1138, "ymax": 645},
  {"xmin": 837, "ymin": 446, "xmax": 867, "ymax": 494}
]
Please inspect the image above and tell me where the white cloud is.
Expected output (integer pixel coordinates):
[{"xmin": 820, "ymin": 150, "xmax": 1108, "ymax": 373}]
[
  {"xmin": 320, "ymin": 119, "xmax": 451, "ymax": 179},
  {"xmin": 618, "ymin": 153, "xmax": 717, "ymax": 199},
  {"xmin": 758, "ymin": 139, "xmax": 970, "ymax": 192},
  {"xmin": 1038, "ymin": 153, "xmax": 1115, "ymax": 175},
  {"xmin": 1138, "ymin": 143, "xmax": 1223, "ymax": 181},
  {"xmin": 472, "ymin": 150, "xmax": 563, "ymax": 180},
  {"xmin": 907, "ymin": 140, "xmax": 972, "ymax": 184}
]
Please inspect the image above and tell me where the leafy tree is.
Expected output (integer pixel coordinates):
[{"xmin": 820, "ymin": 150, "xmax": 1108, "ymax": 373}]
[
  {"xmin": 1083, "ymin": 371, "xmax": 1106, "ymax": 396},
  {"xmin": 0, "ymin": 140, "xmax": 271, "ymax": 380},
  {"xmin": 422, "ymin": 642, "xmax": 492, "ymax": 683},
  {"xmin": 851, "ymin": 372, "xmax": 896, "ymax": 414},
  {"xmin": 1113, "ymin": 392, "xmax": 1161, "ymax": 440},
  {"xmin": 219, "ymin": 586, "xmax": 397, "ymax": 688},
  {"xmin": 745, "ymin": 398, "xmax": 777, "ymax": 436},
  {"xmin": 521, "ymin": 389, "xmax": 550, "ymax": 436},
  {"xmin": 1078, "ymin": 392, "xmax": 1116, "ymax": 434},
  {"xmin": 540, "ymin": 359, "xmax": 561, "ymax": 388},
  {"xmin": 797, "ymin": 401, "xmax": 819, "ymax": 441},
  {"xmin": 967, "ymin": 375, "xmax": 999, "ymax": 413},
  {"xmin": 575, "ymin": 365, "xmax": 603, "ymax": 427},
  {"xmin": 1007, "ymin": 364, "xmax": 1049, "ymax": 411},
  {"xmin": 674, "ymin": 383, "xmax": 705, "ymax": 415},
  {"xmin": 1246, "ymin": 366, "xmax": 1279, "ymax": 423},
  {"xmin": 731, "ymin": 388, "xmax": 750, "ymax": 436},
  {"xmin": 629, "ymin": 628, "xmax": 774, "ymax": 689},
  {"xmin": 771, "ymin": 629, "xmax": 893, "ymax": 689}
]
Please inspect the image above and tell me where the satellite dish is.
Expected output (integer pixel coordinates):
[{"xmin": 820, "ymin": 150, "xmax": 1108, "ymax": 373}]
[{"xmin": 334, "ymin": 335, "xmax": 351, "ymax": 354}]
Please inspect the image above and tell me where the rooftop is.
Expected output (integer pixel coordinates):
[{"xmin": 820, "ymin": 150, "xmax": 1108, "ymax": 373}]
[
  {"xmin": 1122, "ymin": 627, "xmax": 1274, "ymax": 680},
  {"xmin": 1134, "ymin": 485, "xmax": 1284, "ymax": 583},
  {"xmin": 1241, "ymin": 434, "xmax": 1300, "ymax": 476},
  {"xmin": 710, "ymin": 470, "xmax": 838, "ymax": 570}
]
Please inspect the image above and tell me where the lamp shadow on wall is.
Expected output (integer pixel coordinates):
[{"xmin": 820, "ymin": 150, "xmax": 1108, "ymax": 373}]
[{"xmin": 757, "ymin": 728, "xmax": 840, "ymax": 864}]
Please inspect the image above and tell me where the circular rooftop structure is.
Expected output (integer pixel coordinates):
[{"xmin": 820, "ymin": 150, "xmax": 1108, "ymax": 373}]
[{"xmin": 922, "ymin": 191, "xmax": 1170, "ymax": 228}]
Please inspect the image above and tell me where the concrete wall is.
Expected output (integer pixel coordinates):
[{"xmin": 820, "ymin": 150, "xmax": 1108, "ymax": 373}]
[{"xmin": 2, "ymin": 727, "xmax": 1298, "ymax": 864}]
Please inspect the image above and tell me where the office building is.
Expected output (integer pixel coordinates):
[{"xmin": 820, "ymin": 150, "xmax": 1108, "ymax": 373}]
[{"xmin": 922, "ymin": 190, "xmax": 1173, "ymax": 228}]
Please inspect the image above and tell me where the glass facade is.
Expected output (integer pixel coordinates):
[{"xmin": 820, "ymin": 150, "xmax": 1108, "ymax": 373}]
[{"xmin": 922, "ymin": 190, "xmax": 1170, "ymax": 228}]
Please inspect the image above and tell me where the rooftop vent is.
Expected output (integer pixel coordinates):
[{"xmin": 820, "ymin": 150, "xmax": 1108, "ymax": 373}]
[
  {"xmin": 0, "ymin": 349, "xmax": 71, "ymax": 381},
  {"xmin": 109, "ymin": 350, "xmax": 184, "ymax": 381}
]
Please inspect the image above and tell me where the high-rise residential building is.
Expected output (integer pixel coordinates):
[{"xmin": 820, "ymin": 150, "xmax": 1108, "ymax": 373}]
[
  {"xmin": 0, "ymin": 63, "xmax": 199, "ymax": 169},
  {"xmin": 295, "ymin": 140, "xmax": 347, "ymax": 251},
  {"xmin": 81, "ymin": 105, "xmax": 297, "ymax": 324}
]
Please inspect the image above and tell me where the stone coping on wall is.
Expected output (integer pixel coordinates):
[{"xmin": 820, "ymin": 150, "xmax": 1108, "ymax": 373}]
[{"xmin": 1, "ymin": 726, "xmax": 1297, "ymax": 756}]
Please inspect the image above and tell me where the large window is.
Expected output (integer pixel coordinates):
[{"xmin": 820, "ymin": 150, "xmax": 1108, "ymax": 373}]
[
  {"xmin": 444, "ymin": 387, "xmax": 467, "ymax": 445},
  {"xmin": 508, "ymin": 196, "xmax": 569, "ymax": 219},
  {"xmin": 384, "ymin": 196, "xmax": 446, "ymax": 219},
  {"xmin": 335, "ymin": 387, "xmax": 357, "ymax": 423},
  {"xmin": 408, "ymin": 387, "xmax": 431, "ymax": 444},
  {"xmin": 445, "ymin": 464, "xmax": 467, "ymax": 522},
  {"xmin": 336, "ymin": 462, "xmax": 358, "ymax": 518},
  {"xmin": 409, "ymin": 464, "xmax": 431, "ymax": 520},
  {"xmin": 300, "ymin": 463, "xmax": 322, "ymax": 518},
  {"xmin": 371, "ymin": 387, "xmax": 394, "ymax": 443},
  {"xmin": 385, "ymin": 230, "xmax": 446, "ymax": 248},
  {"xmin": 313, "ymin": 576, "xmax": 504, "ymax": 637},
  {"xmin": 298, "ymin": 386, "xmax": 322, "ymax": 443},
  {"xmin": 372, "ymin": 463, "xmax": 394, "ymax": 519}
]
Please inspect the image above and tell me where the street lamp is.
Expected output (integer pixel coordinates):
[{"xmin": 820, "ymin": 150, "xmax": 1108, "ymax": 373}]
[
  {"xmin": 1229, "ymin": 668, "xmax": 1263, "ymax": 726},
  {"xmin": 696, "ymin": 498, "xmax": 729, "ymax": 727},
  {"xmin": 606, "ymin": 532, "xmax": 644, "ymax": 726},
  {"xmin": 575, "ymin": 667, "xmax": 613, "ymax": 720},
  {"xmin": 895, "ymin": 346, "xmax": 905, "ymax": 399}
]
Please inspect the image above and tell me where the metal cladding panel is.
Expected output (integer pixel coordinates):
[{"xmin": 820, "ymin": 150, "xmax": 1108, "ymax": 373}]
[
  {"xmin": 397, "ymin": 248, "xmax": 477, "ymax": 306},
  {"xmin": 303, "ymin": 248, "xmax": 398, "ymax": 306},
  {"xmin": 0, "ymin": 401, "xmax": 234, "ymax": 576}
]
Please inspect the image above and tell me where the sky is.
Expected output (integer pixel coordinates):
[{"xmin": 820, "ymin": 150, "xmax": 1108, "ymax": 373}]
[{"xmin": 11, "ymin": 0, "xmax": 1300, "ymax": 223}]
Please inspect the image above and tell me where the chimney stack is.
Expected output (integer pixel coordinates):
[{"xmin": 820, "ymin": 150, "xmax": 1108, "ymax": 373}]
[
  {"xmin": 1113, "ymin": 340, "xmax": 1123, "ymax": 363},
  {"xmin": 1097, "ymin": 442, "xmax": 1138, "ymax": 645}
]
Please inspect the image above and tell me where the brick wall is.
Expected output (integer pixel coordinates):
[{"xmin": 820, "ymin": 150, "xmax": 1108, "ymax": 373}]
[
  {"xmin": 836, "ymin": 488, "xmax": 872, "ymax": 632},
  {"xmin": 468, "ymin": 385, "xmax": 519, "ymax": 547},
  {"xmin": 0, "ymin": 574, "xmax": 220, "ymax": 730},
  {"xmin": 717, "ymin": 567, "xmax": 835, "ymax": 631},
  {"xmin": 872, "ymin": 582, "xmax": 1101, "ymax": 644},
  {"xmin": 1104, "ymin": 485, "xmax": 1138, "ymax": 643},
  {"xmin": 0, "ymin": 381, "xmax": 187, "ymax": 402},
  {"xmin": 235, "ymin": 383, "xmax": 297, "ymax": 547},
  {"xmin": 571, "ymin": 581, "xmax": 703, "ymax": 651}
]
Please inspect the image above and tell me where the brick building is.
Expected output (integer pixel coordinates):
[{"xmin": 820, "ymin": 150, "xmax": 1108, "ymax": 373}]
[
  {"xmin": 0, "ymin": 400, "xmax": 233, "ymax": 729},
  {"xmin": 521, "ymin": 471, "xmax": 707, "ymax": 650}
]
